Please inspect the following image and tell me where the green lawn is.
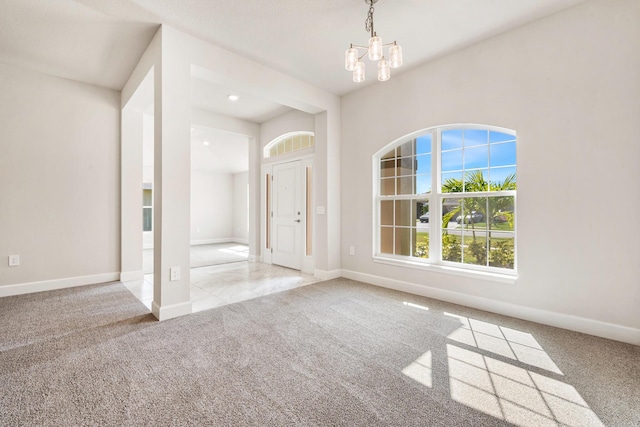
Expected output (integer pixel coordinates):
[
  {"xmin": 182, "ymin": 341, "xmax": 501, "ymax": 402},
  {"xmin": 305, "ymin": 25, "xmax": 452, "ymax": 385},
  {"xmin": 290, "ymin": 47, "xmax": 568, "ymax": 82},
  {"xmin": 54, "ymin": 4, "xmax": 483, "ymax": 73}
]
[
  {"xmin": 416, "ymin": 231, "xmax": 514, "ymax": 244},
  {"xmin": 415, "ymin": 220, "xmax": 513, "ymax": 231},
  {"xmin": 462, "ymin": 221, "xmax": 513, "ymax": 231}
]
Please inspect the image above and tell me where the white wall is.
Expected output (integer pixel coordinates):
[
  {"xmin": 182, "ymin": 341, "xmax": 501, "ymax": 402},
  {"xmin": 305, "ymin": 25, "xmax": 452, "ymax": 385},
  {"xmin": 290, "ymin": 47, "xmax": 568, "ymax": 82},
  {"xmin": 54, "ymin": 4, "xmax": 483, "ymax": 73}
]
[
  {"xmin": 340, "ymin": 0, "xmax": 640, "ymax": 341},
  {"xmin": 142, "ymin": 113, "xmax": 154, "ymax": 249},
  {"xmin": 142, "ymin": 113, "xmax": 154, "ymax": 183},
  {"xmin": 0, "ymin": 62, "xmax": 120, "ymax": 289},
  {"xmin": 190, "ymin": 170, "xmax": 248, "ymax": 245},
  {"xmin": 121, "ymin": 35, "xmax": 158, "ymax": 282},
  {"xmin": 232, "ymin": 172, "xmax": 249, "ymax": 243},
  {"xmin": 190, "ymin": 171, "xmax": 233, "ymax": 243}
]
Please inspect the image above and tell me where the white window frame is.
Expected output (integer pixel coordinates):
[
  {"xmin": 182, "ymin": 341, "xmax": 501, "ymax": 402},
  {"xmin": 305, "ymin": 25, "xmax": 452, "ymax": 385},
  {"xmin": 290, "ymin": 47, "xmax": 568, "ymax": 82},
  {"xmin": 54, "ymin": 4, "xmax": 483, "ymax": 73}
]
[
  {"xmin": 263, "ymin": 131, "xmax": 315, "ymax": 159},
  {"xmin": 372, "ymin": 124, "xmax": 517, "ymax": 282}
]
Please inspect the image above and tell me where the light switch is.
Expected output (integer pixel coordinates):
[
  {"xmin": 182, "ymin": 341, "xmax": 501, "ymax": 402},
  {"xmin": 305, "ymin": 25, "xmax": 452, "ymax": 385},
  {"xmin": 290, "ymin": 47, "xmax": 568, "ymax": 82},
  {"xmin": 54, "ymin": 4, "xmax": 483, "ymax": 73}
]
[{"xmin": 316, "ymin": 206, "xmax": 325, "ymax": 215}]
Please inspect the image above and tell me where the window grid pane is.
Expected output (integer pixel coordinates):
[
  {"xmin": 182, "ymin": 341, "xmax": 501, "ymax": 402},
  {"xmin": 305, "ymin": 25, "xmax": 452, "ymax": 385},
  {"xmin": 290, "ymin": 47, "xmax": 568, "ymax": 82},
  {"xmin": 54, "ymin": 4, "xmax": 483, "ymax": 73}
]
[
  {"xmin": 142, "ymin": 189, "xmax": 152, "ymax": 207},
  {"xmin": 397, "ymin": 176, "xmax": 413, "ymax": 195},
  {"xmin": 396, "ymin": 157, "xmax": 414, "ymax": 177},
  {"xmin": 416, "ymin": 200, "xmax": 429, "ymax": 258},
  {"xmin": 395, "ymin": 227, "xmax": 412, "ymax": 256},
  {"xmin": 380, "ymin": 227, "xmax": 393, "ymax": 254},
  {"xmin": 441, "ymin": 129, "xmax": 516, "ymax": 196},
  {"xmin": 395, "ymin": 200, "xmax": 412, "ymax": 227},
  {"xmin": 265, "ymin": 133, "xmax": 315, "ymax": 158},
  {"xmin": 381, "ymin": 200, "xmax": 394, "ymax": 226},
  {"xmin": 381, "ymin": 178, "xmax": 395, "ymax": 196},
  {"xmin": 377, "ymin": 126, "xmax": 516, "ymax": 272},
  {"xmin": 143, "ymin": 207, "xmax": 152, "ymax": 232}
]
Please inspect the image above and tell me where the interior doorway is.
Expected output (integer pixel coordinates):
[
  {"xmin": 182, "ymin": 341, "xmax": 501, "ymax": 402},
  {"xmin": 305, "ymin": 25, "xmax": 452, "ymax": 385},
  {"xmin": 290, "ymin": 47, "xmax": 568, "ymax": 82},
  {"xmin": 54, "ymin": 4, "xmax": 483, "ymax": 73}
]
[
  {"xmin": 189, "ymin": 124, "xmax": 250, "ymax": 269},
  {"xmin": 141, "ymin": 124, "xmax": 250, "ymax": 274}
]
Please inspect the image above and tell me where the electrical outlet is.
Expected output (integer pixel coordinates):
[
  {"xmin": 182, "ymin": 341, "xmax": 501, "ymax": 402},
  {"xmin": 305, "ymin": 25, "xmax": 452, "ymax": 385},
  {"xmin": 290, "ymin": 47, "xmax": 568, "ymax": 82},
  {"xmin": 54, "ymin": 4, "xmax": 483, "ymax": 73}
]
[
  {"xmin": 170, "ymin": 267, "xmax": 180, "ymax": 281},
  {"xmin": 349, "ymin": 246, "xmax": 355, "ymax": 256},
  {"xmin": 8, "ymin": 255, "xmax": 20, "ymax": 267}
]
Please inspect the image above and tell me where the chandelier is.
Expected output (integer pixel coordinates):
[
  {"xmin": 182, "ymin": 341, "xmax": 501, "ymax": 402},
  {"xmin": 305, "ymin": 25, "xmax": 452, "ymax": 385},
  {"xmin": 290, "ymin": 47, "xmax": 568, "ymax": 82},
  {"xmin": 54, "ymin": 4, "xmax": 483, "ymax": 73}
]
[{"xmin": 345, "ymin": 0, "xmax": 403, "ymax": 82}]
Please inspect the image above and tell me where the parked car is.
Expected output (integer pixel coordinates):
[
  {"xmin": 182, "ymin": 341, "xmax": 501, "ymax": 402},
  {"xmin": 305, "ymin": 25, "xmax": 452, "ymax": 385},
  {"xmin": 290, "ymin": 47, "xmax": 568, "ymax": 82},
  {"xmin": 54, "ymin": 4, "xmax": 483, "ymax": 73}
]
[
  {"xmin": 492, "ymin": 213, "xmax": 508, "ymax": 223},
  {"xmin": 456, "ymin": 211, "xmax": 484, "ymax": 224},
  {"xmin": 419, "ymin": 213, "xmax": 429, "ymax": 223}
]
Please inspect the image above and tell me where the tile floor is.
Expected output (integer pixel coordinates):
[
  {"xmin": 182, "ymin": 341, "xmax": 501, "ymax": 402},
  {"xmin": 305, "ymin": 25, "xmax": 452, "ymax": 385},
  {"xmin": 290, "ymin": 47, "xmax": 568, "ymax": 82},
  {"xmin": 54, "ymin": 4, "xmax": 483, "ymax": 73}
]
[
  {"xmin": 123, "ymin": 261, "xmax": 321, "ymax": 313},
  {"xmin": 143, "ymin": 243, "xmax": 250, "ymax": 274}
]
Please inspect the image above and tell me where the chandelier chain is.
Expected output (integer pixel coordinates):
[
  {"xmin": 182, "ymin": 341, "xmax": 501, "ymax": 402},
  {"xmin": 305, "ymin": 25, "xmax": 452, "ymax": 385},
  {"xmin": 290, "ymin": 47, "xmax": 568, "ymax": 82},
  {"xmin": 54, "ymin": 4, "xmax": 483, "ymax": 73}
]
[{"xmin": 365, "ymin": 4, "xmax": 374, "ymax": 34}]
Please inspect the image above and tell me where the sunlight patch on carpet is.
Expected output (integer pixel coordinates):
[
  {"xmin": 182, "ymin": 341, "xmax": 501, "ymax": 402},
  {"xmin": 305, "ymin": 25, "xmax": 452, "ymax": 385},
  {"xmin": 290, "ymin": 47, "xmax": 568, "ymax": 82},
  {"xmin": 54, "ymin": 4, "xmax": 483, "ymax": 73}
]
[
  {"xmin": 402, "ymin": 350, "xmax": 432, "ymax": 388},
  {"xmin": 402, "ymin": 311, "xmax": 605, "ymax": 427}
]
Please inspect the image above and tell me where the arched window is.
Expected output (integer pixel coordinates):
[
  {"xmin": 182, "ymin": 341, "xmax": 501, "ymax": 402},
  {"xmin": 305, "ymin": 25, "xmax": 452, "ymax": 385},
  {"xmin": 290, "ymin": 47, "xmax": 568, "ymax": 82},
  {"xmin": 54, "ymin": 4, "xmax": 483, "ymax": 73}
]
[
  {"xmin": 264, "ymin": 131, "xmax": 314, "ymax": 158},
  {"xmin": 374, "ymin": 124, "xmax": 517, "ymax": 274}
]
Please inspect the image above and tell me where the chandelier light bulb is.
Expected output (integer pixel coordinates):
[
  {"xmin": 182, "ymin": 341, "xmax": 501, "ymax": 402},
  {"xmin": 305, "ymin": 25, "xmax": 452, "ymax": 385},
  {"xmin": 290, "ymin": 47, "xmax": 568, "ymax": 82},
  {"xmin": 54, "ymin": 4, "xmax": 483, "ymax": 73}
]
[
  {"xmin": 378, "ymin": 58, "xmax": 390, "ymax": 81},
  {"xmin": 345, "ymin": 47, "xmax": 358, "ymax": 71},
  {"xmin": 389, "ymin": 44, "xmax": 403, "ymax": 68},
  {"xmin": 368, "ymin": 35, "xmax": 383, "ymax": 61},
  {"xmin": 345, "ymin": 0, "xmax": 401, "ymax": 83},
  {"xmin": 353, "ymin": 61, "xmax": 366, "ymax": 83}
]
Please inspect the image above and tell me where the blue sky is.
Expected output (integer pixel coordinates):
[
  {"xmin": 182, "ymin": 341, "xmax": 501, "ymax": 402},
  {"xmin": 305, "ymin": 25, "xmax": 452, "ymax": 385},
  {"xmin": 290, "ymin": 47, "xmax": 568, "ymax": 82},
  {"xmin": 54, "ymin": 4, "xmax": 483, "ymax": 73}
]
[
  {"xmin": 415, "ymin": 130, "xmax": 516, "ymax": 193},
  {"xmin": 382, "ymin": 129, "xmax": 516, "ymax": 194}
]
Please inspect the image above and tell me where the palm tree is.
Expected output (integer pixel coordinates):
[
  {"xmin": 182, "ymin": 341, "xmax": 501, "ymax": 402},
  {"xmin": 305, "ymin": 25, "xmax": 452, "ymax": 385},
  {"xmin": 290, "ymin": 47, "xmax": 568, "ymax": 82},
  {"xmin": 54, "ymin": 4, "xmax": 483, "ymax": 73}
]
[
  {"xmin": 488, "ymin": 173, "xmax": 516, "ymax": 229},
  {"xmin": 440, "ymin": 171, "xmax": 516, "ymax": 265},
  {"xmin": 441, "ymin": 171, "xmax": 515, "ymax": 225},
  {"xmin": 441, "ymin": 170, "xmax": 487, "ymax": 231}
]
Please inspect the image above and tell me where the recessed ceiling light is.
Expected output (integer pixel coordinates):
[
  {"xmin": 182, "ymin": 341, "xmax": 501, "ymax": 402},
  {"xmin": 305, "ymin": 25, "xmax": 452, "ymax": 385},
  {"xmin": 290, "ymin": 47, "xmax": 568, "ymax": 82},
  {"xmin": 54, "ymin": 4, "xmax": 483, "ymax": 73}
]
[
  {"xmin": 203, "ymin": 141, "xmax": 210, "ymax": 146},
  {"xmin": 227, "ymin": 94, "xmax": 239, "ymax": 102}
]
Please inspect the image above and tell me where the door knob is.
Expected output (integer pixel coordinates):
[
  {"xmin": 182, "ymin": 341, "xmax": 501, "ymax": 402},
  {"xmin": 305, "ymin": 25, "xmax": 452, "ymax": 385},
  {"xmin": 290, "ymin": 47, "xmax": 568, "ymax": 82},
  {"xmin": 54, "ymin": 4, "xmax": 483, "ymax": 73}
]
[{"xmin": 294, "ymin": 219, "xmax": 301, "ymax": 223}]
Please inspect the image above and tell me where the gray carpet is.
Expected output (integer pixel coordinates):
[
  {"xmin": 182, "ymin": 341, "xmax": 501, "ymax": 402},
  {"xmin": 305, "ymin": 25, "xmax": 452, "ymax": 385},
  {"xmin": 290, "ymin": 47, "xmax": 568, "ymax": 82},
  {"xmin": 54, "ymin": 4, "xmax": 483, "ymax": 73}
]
[{"xmin": 1, "ymin": 279, "xmax": 638, "ymax": 426}]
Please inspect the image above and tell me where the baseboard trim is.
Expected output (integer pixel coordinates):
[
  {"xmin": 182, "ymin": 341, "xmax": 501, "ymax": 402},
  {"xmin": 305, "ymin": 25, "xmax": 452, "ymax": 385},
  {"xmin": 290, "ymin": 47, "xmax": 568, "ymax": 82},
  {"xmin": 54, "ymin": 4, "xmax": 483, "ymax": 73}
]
[
  {"xmin": 190, "ymin": 238, "xmax": 230, "ymax": 246},
  {"xmin": 151, "ymin": 300, "xmax": 193, "ymax": 321},
  {"xmin": 341, "ymin": 269, "xmax": 640, "ymax": 346},
  {"xmin": 314, "ymin": 269, "xmax": 342, "ymax": 281},
  {"xmin": 145, "ymin": 239, "xmax": 250, "ymax": 250},
  {"xmin": 0, "ymin": 272, "xmax": 121, "ymax": 298},
  {"xmin": 190, "ymin": 238, "xmax": 249, "ymax": 246},
  {"xmin": 120, "ymin": 270, "xmax": 144, "ymax": 282}
]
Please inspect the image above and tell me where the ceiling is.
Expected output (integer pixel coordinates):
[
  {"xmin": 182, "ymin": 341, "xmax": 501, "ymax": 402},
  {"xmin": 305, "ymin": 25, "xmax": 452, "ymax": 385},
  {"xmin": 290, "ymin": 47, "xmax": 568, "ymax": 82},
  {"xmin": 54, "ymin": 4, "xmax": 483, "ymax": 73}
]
[
  {"xmin": 142, "ymin": 121, "xmax": 249, "ymax": 173},
  {"xmin": 191, "ymin": 78, "xmax": 291, "ymax": 123},
  {"xmin": 0, "ymin": 0, "xmax": 587, "ymax": 122},
  {"xmin": 190, "ymin": 126, "xmax": 248, "ymax": 174},
  {"xmin": 0, "ymin": 0, "xmax": 588, "ymax": 94}
]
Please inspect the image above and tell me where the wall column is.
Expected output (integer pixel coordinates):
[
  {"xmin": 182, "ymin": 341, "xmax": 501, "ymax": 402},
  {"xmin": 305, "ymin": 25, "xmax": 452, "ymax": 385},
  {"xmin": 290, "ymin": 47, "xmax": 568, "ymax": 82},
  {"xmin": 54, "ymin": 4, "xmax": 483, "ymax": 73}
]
[
  {"xmin": 151, "ymin": 26, "xmax": 192, "ymax": 320},
  {"xmin": 313, "ymin": 109, "xmax": 341, "ymax": 278}
]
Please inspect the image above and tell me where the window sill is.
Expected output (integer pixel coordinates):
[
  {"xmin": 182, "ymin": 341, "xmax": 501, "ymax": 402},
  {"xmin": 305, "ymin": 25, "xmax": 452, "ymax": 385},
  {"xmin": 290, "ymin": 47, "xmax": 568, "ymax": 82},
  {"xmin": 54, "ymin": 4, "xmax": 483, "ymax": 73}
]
[{"xmin": 372, "ymin": 255, "xmax": 517, "ymax": 285}]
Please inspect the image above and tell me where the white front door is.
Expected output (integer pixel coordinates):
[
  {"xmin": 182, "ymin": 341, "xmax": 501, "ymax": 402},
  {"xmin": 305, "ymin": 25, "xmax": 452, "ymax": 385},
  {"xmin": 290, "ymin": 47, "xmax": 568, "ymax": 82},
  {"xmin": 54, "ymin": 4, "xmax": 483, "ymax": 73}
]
[{"xmin": 272, "ymin": 160, "xmax": 302, "ymax": 270}]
